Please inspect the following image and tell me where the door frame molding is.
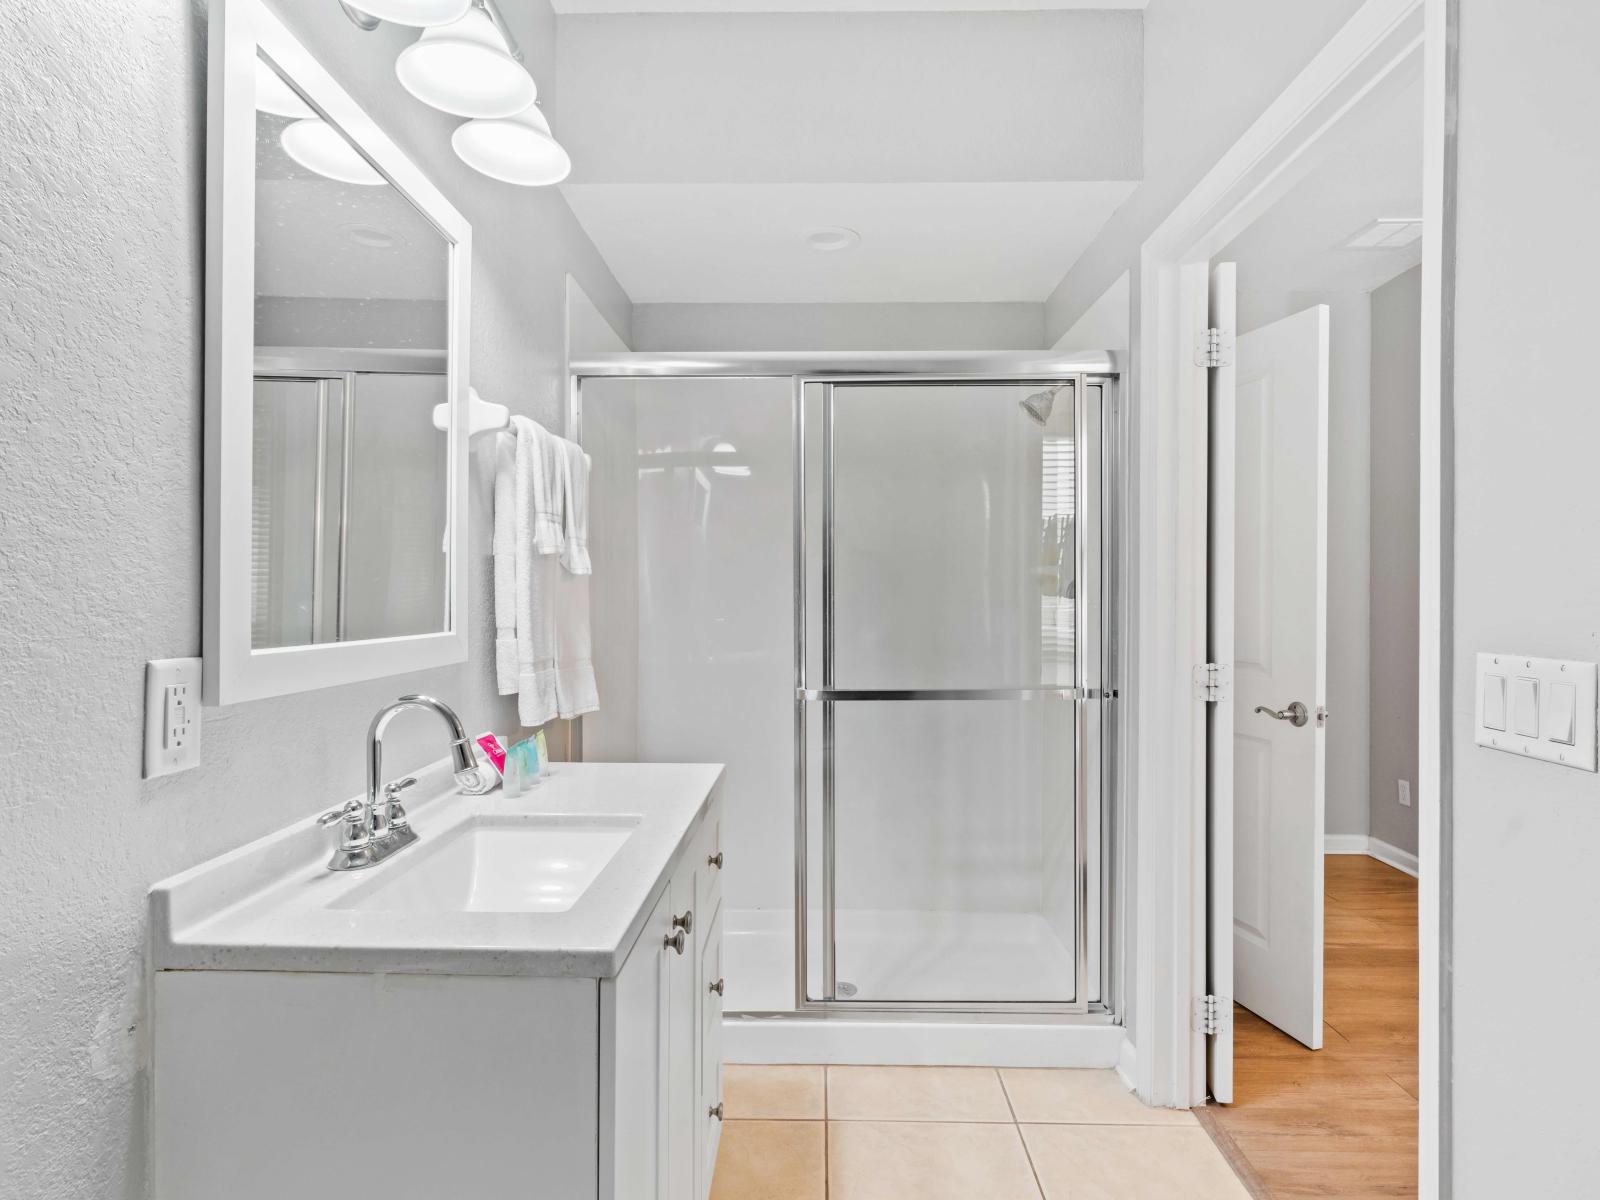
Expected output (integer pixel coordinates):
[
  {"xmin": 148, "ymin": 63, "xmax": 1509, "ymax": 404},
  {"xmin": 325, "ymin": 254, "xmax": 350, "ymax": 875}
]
[{"xmin": 1132, "ymin": 0, "xmax": 1453, "ymax": 1194}]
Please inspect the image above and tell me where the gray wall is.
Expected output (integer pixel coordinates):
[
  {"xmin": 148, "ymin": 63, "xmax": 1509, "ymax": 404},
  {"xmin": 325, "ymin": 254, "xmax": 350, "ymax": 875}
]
[
  {"xmin": 0, "ymin": 1, "xmax": 629, "ymax": 1195},
  {"xmin": 633, "ymin": 301, "xmax": 1045, "ymax": 351},
  {"xmin": 1450, "ymin": 1, "xmax": 1600, "ymax": 1191},
  {"xmin": 1368, "ymin": 266, "xmax": 1420, "ymax": 855}
]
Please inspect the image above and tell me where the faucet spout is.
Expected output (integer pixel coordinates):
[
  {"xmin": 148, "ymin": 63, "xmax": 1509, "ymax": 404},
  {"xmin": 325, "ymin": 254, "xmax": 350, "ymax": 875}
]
[{"xmin": 366, "ymin": 694, "xmax": 481, "ymax": 815}]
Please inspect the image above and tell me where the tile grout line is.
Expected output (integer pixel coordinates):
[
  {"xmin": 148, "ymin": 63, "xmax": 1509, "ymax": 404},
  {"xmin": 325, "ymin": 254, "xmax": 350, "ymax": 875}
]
[
  {"xmin": 823, "ymin": 1066, "xmax": 830, "ymax": 1200},
  {"xmin": 997, "ymin": 1069, "xmax": 1048, "ymax": 1200}
]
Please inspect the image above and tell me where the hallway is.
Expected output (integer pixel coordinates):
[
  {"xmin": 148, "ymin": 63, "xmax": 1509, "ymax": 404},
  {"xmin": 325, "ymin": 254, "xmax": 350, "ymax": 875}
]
[{"xmin": 1200, "ymin": 856, "xmax": 1419, "ymax": 1197}]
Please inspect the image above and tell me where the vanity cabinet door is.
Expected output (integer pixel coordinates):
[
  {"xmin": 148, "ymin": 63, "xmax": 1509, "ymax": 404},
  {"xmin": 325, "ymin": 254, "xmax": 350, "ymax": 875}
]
[{"xmin": 601, "ymin": 889, "xmax": 673, "ymax": 1200}]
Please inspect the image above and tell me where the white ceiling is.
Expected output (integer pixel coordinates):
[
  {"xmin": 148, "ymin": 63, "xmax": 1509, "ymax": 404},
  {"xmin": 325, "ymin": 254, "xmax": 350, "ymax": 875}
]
[
  {"xmin": 552, "ymin": 1, "xmax": 1145, "ymax": 11},
  {"xmin": 1221, "ymin": 68, "xmax": 1424, "ymax": 327},
  {"xmin": 560, "ymin": 181, "xmax": 1138, "ymax": 303}
]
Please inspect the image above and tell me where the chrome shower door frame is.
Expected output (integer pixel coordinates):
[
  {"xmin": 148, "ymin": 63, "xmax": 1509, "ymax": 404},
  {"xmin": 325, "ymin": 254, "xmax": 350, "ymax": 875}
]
[{"xmin": 566, "ymin": 352, "xmax": 1120, "ymax": 1022}]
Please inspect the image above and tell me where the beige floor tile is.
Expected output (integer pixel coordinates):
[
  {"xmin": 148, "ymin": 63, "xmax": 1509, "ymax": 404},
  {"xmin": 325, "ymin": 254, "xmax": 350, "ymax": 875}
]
[
  {"xmin": 723, "ymin": 1065, "xmax": 826, "ymax": 1120},
  {"xmin": 829, "ymin": 1121, "xmax": 1043, "ymax": 1200},
  {"xmin": 826, "ymin": 1065, "xmax": 1013, "ymax": 1122},
  {"xmin": 710, "ymin": 1120, "xmax": 825, "ymax": 1200},
  {"xmin": 1021, "ymin": 1124, "xmax": 1251, "ymax": 1200},
  {"xmin": 999, "ymin": 1068, "xmax": 1197, "ymax": 1126}
]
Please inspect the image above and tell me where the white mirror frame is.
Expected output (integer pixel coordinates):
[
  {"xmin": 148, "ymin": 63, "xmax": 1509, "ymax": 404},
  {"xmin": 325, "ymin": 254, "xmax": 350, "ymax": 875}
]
[{"xmin": 204, "ymin": 0, "xmax": 472, "ymax": 706}]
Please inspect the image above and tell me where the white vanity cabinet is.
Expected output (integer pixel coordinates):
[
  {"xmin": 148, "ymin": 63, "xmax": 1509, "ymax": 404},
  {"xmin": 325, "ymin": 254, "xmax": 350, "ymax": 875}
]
[
  {"xmin": 601, "ymin": 805, "xmax": 723, "ymax": 1200},
  {"xmin": 150, "ymin": 771, "xmax": 723, "ymax": 1200}
]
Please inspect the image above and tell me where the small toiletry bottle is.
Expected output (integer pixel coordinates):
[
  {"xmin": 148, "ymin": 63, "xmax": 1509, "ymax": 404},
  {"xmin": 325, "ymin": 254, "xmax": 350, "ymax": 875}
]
[
  {"xmin": 503, "ymin": 739, "xmax": 528, "ymax": 797},
  {"xmin": 534, "ymin": 729, "xmax": 551, "ymax": 776},
  {"xmin": 524, "ymin": 733, "xmax": 543, "ymax": 785}
]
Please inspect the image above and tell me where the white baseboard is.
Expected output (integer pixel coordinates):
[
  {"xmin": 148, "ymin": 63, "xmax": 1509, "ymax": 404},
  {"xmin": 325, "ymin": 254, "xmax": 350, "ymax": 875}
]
[
  {"xmin": 1324, "ymin": 833, "xmax": 1419, "ymax": 878},
  {"xmin": 1115, "ymin": 1036, "xmax": 1138, "ymax": 1093}
]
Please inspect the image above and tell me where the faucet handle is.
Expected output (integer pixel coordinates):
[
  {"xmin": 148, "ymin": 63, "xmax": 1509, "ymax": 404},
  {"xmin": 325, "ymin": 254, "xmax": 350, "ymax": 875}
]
[
  {"xmin": 382, "ymin": 776, "xmax": 419, "ymax": 834},
  {"xmin": 318, "ymin": 800, "xmax": 370, "ymax": 852}
]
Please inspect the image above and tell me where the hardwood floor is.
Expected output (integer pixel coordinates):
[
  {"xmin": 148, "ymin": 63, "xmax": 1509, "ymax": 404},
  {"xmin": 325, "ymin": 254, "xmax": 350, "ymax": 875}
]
[{"xmin": 1199, "ymin": 854, "xmax": 1419, "ymax": 1198}]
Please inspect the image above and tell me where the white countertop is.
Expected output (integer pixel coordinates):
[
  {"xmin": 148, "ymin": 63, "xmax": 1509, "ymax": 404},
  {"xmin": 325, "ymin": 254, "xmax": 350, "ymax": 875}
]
[{"xmin": 149, "ymin": 760, "xmax": 724, "ymax": 979}]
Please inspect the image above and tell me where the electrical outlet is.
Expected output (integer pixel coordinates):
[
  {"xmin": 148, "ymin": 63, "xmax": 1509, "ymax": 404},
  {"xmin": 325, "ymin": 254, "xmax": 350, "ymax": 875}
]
[
  {"xmin": 145, "ymin": 658, "xmax": 202, "ymax": 779},
  {"xmin": 1397, "ymin": 779, "xmax": 1412, "ymax": 808}
]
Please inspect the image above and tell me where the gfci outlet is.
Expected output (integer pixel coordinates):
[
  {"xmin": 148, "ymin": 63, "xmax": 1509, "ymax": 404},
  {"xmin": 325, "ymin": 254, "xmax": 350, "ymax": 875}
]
[
  {"xmin": 145, "ymin": 658, "xmax": 202, "ymax": 779},
  {"xmin": 1397, "ymin": 780, "xmax": 1412, "ymax": 808}
]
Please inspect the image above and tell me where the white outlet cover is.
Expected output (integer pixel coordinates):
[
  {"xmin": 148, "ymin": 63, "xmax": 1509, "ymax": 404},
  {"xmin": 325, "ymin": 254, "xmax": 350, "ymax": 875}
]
[
  {"xmin": 145, "ymin": 657, "xmax": 203, "ymax": 779},
  {"xmin": 1474, "ymin": 652, "xmax": 1597, "ymax": 772}
]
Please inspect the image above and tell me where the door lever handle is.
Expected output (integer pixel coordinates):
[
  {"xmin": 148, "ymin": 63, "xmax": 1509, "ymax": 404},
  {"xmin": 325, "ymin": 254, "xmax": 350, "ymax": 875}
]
[{"xmin": 1254, "ymin": 701, "xmax": 1309, "ymax": 727}]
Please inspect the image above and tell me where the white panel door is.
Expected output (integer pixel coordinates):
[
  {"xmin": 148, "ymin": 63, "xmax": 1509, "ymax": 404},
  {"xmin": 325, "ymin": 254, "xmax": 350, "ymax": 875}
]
[{"xmin": 1232, "ymin": 304, "xmax": 1329, "ymax": 1050}]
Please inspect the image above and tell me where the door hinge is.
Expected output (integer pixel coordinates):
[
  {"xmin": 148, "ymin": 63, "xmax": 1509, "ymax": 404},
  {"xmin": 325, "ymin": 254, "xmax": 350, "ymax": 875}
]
[
  {"xmin": 1193, "ymin": 663, "xmax": 1232, "ymax": 702},
  {"xmin": 1193, "ymin": 994, "xmax": 1232, "ymax": 1036},
  {"xmin": 1194, "ymin": 327, "xmax": 1234, "ymax": 368}
]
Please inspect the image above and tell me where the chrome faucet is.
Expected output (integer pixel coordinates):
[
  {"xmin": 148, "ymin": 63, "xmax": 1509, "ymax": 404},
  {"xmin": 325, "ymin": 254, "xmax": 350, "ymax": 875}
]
[{"xmin": 318, "ymin": 694, "xmax": 483, "ymax": 872}]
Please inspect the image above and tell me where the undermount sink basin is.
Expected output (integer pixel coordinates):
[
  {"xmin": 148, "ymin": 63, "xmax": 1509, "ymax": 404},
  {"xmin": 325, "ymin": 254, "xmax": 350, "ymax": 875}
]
[{"xmin": 332, "ymin": 815, "xmax": 640, "ymax": 915}]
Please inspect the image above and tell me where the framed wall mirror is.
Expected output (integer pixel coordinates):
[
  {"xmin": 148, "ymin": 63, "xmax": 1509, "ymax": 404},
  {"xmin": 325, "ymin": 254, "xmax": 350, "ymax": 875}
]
[{"xmin": 204, "ymin": 0, "xmax": 471, "ymax": 705}]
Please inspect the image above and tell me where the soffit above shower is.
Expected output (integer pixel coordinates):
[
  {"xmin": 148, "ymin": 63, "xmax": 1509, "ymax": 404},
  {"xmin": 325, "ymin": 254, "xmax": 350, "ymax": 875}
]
[
  {"xmin": 561, "ymin": 181, "xmax": 1137, "ymax": 303},
  {"xmin": 553, "ymin": 8, "xmax": 1143, "ymax": 303}
]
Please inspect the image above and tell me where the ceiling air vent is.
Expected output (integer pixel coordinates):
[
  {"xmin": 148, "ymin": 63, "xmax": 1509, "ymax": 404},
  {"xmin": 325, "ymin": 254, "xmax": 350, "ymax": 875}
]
[{"xmin": 1341, "ymin": 218, "xmax": 1423, "ymax": 250}]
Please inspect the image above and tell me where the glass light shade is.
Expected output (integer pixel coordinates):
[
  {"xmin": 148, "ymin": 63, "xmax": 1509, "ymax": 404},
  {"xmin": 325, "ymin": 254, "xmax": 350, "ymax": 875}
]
[
  {"xmin": 452, "ymin": 104, "xmax": 572, "ymax": 187},
  {"xmin": 280, "ymin": 119, "xmax": 387, "ymax": 186},
  {"xmin": 395, "ymin": 9, "xmax": 537, "ymax": 119},
  {"xmin": 344, "ymin": 0, "xmax": 472, "ymax": 27},
  {"xmin": 255, "ymin": 58, "xmax": 314, "ymax": 119}
]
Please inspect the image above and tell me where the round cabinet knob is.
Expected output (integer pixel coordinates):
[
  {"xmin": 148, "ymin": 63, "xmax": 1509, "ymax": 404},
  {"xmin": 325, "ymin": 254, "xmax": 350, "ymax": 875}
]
[
  {"xmin": 673, "ymin": 910, "xmax": 693, "ymax": 935},
  {"xmin": 709, "ymin": 978, "xmax": 725, "ymax": 996},
  {"xmin": 709, "ymin": 1103, "xmax": 724, "ymax": 1121},
  {"xmin": 664, "ymin": 928, "xmax": 687, "ymax": 955},
  {"xmin": 708, "ymin": 852, "xmax": 724, "ymax": 869}
]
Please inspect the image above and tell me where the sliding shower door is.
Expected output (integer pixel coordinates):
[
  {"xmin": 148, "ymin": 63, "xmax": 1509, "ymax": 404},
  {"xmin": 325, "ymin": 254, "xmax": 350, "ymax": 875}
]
[{"xmin": 799, "ymin": 379, "xmax": 1106, "ymax": 1011}]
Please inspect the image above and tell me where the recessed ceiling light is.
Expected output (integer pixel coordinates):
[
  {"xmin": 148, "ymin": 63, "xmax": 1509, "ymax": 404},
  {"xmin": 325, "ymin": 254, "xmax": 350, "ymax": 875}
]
[
  {"xmin": 341, "ymin": 222, "xmax": 402, "ymax": 249},
  {"xmin": 1342, "ymin": 218, "xmax": 1423, "ymax": 250},
  {"xmin": 805, "ymin": 227, "xmax": 860, "ymax": 253}
]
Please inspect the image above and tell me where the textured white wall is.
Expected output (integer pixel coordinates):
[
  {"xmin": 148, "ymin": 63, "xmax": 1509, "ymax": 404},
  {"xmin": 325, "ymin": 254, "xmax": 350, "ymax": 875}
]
[
  {"xmin": 0, "ymin": 0, "xmax": 629, "ymax": 1195},
  {"xmin": 1450, "ymin": 1, "xmax": 1600, "ymax": 1191}
]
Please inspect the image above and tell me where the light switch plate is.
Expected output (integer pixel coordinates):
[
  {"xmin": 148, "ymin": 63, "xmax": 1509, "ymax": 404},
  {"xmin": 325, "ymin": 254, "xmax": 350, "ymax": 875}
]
[
  {"xmin": 1474, "ymin": 652, "xmax": 1596, "ymax": 772},
  {"xmin": 144, "ymin": 658, "xmax": 202, "ymax": 779}
]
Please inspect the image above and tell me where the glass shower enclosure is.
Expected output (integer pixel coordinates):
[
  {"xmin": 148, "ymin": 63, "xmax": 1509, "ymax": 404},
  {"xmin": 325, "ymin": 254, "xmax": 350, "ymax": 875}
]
[{"xmin": 576, "ymin": 353, "xmax": 1119, "ymax": 1020}]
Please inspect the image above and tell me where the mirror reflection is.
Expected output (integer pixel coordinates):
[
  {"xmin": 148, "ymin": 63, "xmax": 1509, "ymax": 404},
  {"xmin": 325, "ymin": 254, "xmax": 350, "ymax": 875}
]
[{"xmin": 251, "ymin": 54, "xmax": 451, "ymax": 649}]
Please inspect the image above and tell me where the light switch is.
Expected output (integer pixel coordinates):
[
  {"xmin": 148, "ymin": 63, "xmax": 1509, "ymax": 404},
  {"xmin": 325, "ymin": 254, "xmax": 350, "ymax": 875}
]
[
  {"xmin": 1482, "ymin": 673, "xmax": 1507, "ymax": 730},
  {"xmin": 1476, "ymin": 653, "xmax": 1597, "ymax": 771},
  {"xmin": 1545, "ymin": 681, "xmax": 1577, "ymax": 746},
  {"xmin": 1511, "ymin": 677, "xmax": 1540, "ymax": 737}
]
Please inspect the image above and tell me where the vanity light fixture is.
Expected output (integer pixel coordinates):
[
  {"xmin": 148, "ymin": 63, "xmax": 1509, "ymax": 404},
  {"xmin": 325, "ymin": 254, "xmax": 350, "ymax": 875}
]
[
  {"xmin": 255, "ymin": 58, "xmax": 314, "ymax": 118},
  {"xmin": 396, "ymin": 6, "xmax": 536, "ymax": 119},
  {"xmin": 338, "ymin": 0, "xmax": 471, "ymax": 28},
  {"xmin": 452, "ymin": 103, "xmax": 572, "ymax": 186},
  {"xmin": 280, "ymin": 119, "xmax": 387, "ymax": 186}
]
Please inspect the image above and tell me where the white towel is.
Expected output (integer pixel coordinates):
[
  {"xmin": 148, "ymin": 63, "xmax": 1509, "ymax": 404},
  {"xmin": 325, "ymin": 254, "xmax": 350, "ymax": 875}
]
[
  {"xmin": 559, "ymin": 440, "xmax": 592, "ymax": 576},
  {"xmin": 494, "ymin": 419, "xmax": 599, "ymax": 726},
  {"xmin": 513, "ymin": 414, "xmax": 566, "ymax": 557}
]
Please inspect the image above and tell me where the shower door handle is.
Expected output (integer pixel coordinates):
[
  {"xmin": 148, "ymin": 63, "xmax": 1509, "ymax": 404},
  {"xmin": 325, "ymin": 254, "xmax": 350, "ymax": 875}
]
[{"xmin": 1254, "ymin": 701, "xmax": 1309, "ymax": 727}]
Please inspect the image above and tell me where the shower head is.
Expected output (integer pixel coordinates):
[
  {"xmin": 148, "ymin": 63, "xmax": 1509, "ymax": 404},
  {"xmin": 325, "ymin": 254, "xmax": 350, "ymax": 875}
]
[{"xmin": 1021, "ymin": 387, "xmax": 1059, "ymax": 426}]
